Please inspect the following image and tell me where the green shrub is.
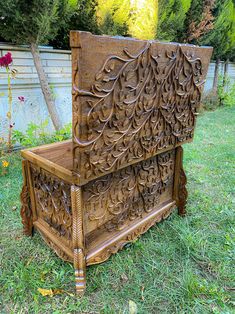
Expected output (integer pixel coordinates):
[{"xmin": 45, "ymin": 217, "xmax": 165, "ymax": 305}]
[
  {"xmin": 202, "ymin": 74, "xmax": 235, "ymax": 111},
  {"xmin": 218, "ymin": 75, "xmax": 235, "ymax": 107},
  {"xmin": 12, "ymin": 120, "xmax": 72, "ymax": 148},
  {"xmin": 201, "ymin": 90, "xmax": 219, "ymax": 111}
]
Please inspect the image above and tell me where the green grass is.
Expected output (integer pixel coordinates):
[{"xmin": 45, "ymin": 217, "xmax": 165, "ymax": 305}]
[{"xmin": 0, "ymin": 106, "xmax": 234, "ymax": 314}]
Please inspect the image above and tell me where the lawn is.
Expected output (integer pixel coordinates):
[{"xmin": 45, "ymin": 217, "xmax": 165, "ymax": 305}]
[{"xmin": 0, "ymin": 106, "xmax": 234, "ymax": 314}]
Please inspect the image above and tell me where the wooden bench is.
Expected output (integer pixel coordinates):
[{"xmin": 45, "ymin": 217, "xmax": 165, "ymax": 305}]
[{"xmin": 20, "ymin": 31, "xmax": 212, "ymax": 295}]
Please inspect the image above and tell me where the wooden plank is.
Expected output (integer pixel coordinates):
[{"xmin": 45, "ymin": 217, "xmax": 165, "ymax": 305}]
[{"xmin": 21, "ymin": 149, "xmax": 80, "ymax": 185}]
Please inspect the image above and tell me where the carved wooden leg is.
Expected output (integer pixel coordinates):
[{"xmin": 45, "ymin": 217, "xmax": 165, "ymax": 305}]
[
  {"xmin": 20, "ymin": 160, "xmax": 33, "ymax": 236},
  {"xmin": 174, "ymin": 146, "xmax": 188, "ymax": 216},
  {"xmin": 71, "ymin": 186, "xmax": 86, "ymax": 296}
]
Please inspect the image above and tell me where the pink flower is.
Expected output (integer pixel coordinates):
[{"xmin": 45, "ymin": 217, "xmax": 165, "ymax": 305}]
[
  {"xmin": 0, "ymin": 52, "xmax": 13, "ymax": 68},
  {"xmin": 18, "ymin": 96, "xmax": 25, "ymax": 102}
]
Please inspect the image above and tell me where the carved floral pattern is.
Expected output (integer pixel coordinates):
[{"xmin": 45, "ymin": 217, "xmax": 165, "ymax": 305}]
[
  {"xmin": 73, "ymin": 43, "xmax": 205, "ymax": 180},
  {"xmin": 83, "ymin": 150, "xmax": 175, "ymax": 232},
  {"xmin": 31, "ymin": 166, "xmax": 72, "ymax": 242}
]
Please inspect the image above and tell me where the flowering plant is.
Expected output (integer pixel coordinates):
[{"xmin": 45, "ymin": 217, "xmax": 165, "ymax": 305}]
[
  {"xmin": 18, "ymin": 96, "xmax": 25, "ymax": 102},
  {"xmin": 0, "ymin": 52, "xmax": 13, "ymax": 67},
  {"xmin": 0, "ymin": 159, "xmax": 9, "ymax": 176},
  {"xmin": 0, "ymin": 52, "xmax": 14, "ymax": 151},
  {"xmin": 2, "ymin": 160, "xmax": 9, "ymax": 168}
]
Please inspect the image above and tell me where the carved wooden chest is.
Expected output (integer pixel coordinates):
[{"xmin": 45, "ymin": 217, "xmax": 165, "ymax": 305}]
[{"xmin": 20, "ymin": 31, "xmax": 212, "ymax": 295}]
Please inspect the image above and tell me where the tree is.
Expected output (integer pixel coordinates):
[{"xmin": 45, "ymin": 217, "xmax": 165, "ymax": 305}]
[
  {"xmin": 200, "ymin": 0, "xmax": 235, "ymax": 92},
  {"xmin": 157, "ymin": 0, "xmax": 192, "ymax": 42},
  {"xmin": 184, "ymin": 0, "xmax": 204, "ymax": 41},
  {"xmin": 0, "ymin": 0, "xmax": 74, "ymax": 130},
  {"xmin": 96, "ymin": 0, "xmax": 130, "ymax": 36},
  {"xmin": 51, "ymin": 0, "xmax": 100, "ymax": 49},
  {"xmin": 128, "ymin": 0, "xmax": 158, "ymax": 40},
  {"xmin": 187, "ymin": 0, "xmax": 215, "ymax": 42},
  {"xmin": 201, "ymin": 0, "xmax": 235, "ymax": 61},
  {"xmin": 96, "ymin": 0, "xmax": 158, "ymax": 40}
]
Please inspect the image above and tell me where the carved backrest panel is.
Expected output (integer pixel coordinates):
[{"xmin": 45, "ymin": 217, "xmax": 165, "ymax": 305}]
[{"xmin": 71, "ymin": 31, "xmax": 212, "ymax": 184}]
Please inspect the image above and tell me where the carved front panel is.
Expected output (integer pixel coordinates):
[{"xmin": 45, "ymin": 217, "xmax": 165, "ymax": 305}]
[
  {"xmin": 72, "ymin": 32, "xmax": 212, "ymax": 182},
  {"xmin": 83, "ymin": 149, "xmax": 175, "ymax": 234},
  {"xmin": 30, "ymin": 165, "xmax": 72, "ymax": 247}
]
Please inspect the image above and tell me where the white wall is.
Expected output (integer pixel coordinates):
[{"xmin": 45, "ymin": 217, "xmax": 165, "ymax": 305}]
[
  {"xmin": 0, "ymin": 44, "xmax": 72, "ymax": 140},
  {"xmin": 204, "ymin": 61, "xmax": 235, "ymax": 92},
  {"xmin": 1, "ymin": 43, "xmax": 235, "ymax": 139}
]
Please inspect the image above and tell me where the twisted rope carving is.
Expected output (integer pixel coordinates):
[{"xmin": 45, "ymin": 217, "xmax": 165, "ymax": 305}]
[{"xmin": 71, "ymin": 186, "xmax": 86, "ymax": 296}]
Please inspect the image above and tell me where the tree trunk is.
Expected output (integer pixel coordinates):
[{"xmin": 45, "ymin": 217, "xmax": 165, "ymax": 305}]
[
  {"xmin": 212, "ymin": 58, "xmax": 220, "ymax": 93},
  {"xmin": 30, "ymin": 43, "xmax": 62, "ymax": 130},
  {"xmin": 223, "ymin": 59, "xmax": 229, "ymax": 88}
]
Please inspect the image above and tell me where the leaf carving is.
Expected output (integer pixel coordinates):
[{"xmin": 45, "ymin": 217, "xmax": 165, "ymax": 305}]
[{"xmin": 73, "ymin": 42, "xmax": 205, "ymax": 180}]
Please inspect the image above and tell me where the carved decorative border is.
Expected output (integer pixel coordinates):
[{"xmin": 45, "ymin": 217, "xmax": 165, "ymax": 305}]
[
  {"xmin": 35, "ymin": 202, "xmax": 175, "ymax": 268},
  {"xmin": 86, "ymin": 203, "xmax": 175, "ymax": 265},
  {"xmin": 39, "ymin": 231, "xmax": 73, "ymax": 263}
]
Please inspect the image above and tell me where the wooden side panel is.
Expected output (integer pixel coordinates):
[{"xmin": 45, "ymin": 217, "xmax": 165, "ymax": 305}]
[
  {"xmin": 71, "ymin": 31, "xmax": 213, "ymax": 184},
  {"xmin": 29, "ymin": 164, "xmax": 73, "ymax": 252},
  {"xmin": 83, "ymin": 149, "xmax": 175, "ymax": 251}
]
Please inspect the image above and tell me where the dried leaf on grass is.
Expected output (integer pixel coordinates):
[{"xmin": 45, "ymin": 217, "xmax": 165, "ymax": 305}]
[{"xmin": 38, "ymin": 288, "xmax": 74, "ymax": 297}]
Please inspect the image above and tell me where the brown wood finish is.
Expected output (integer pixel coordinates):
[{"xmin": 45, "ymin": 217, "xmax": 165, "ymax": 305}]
[
  {"xmin": 71, "ymin": 186, "xmax": 86, "ymax": 296},
  {"xmin": 20, "ymin": 160, "xmax": 33, "ymax": 236},
  {"xmin": 20, "ymin": 31, "xmax": 212, "ymax": 296},
  {"xmin": 70, "ymin": 31, "xmax": 212, "ymax": 184}
]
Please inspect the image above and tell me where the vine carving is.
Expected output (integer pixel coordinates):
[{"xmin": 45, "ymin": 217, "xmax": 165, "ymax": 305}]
[
  {"xmin": 87, "ymin": 204, "xmax": 175, "ymax": 265},
  {"xmin": 31, "ymin": 166, "xmax": 73, "ymax": 243},
  {"xmin": 73, "ymin": 42, "xmax": 206, "ymax": 181},
  {"xmin": 83, "ymin": 150, "xmax": 175, "ymax": 232}
]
